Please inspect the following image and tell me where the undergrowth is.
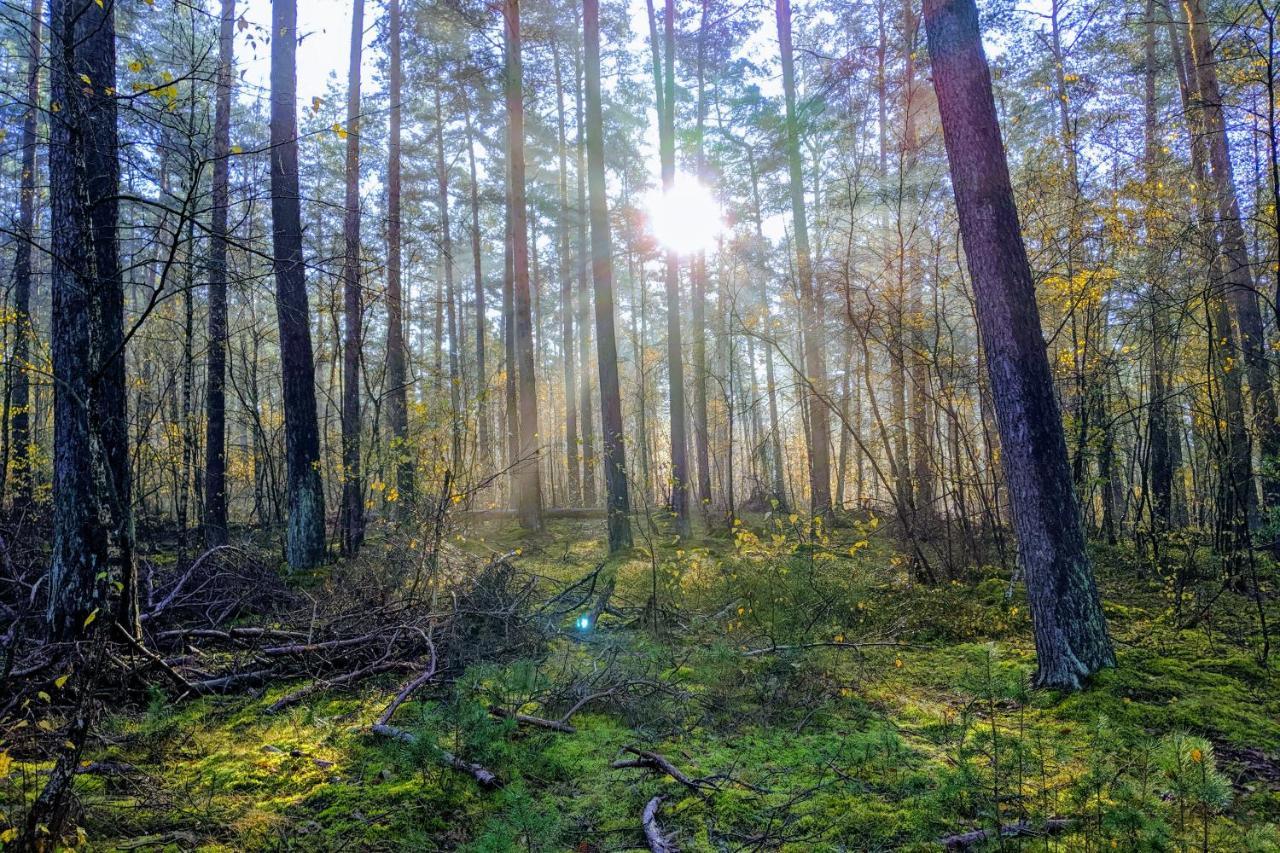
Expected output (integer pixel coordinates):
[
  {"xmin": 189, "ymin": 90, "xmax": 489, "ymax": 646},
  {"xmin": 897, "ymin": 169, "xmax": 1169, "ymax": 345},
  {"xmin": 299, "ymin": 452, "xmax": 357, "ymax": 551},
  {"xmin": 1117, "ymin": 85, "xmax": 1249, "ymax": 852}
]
[{"xmin": 3, "ymin": 515, "xmax": 1280, "ymax": 850}]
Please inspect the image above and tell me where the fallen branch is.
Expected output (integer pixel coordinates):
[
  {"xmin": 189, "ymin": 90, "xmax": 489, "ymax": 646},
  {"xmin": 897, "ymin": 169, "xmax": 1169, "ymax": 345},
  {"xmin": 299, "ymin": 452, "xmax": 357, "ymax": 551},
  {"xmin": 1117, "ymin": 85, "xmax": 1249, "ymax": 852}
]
[
  {"xmin": 939, "ymin": 818, "xmax": 1074, "ymax": 850},
  {"xmin": 267, "ymin": 660, "xmax": 413, "ymax": 714},
  {"xmin": 642, "ymin": 795, "xmax": 677, "ymax": 852},
  {"xmin": 612, "ymin": 746, "xmax": 709, "ymax": 792},
  {"xmin": 369, "ymin": 723, "xmax": 501, "ymax": 788},
  {"xmin": 375, "ymin": 639, "xmax": 438, "ymax": 726},
  {"xmin": 741, "ymin": 640, "xmax": 909, "ymax": 658},
  {"xmin": 489, "ymin": 706, "xmax": 577, "ymax": 734},
  {"xmin": 114, "ymin": 623, "xmax": 196, "ymax": 696}
]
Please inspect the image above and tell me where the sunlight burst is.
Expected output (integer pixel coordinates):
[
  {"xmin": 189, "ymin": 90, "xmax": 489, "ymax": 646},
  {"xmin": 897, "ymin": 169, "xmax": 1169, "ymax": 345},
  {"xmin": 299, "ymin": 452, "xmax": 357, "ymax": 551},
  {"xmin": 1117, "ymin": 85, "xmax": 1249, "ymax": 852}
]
[{"xmin": 644, "ymin": 177, "xmax": 724, "ymax": 256}]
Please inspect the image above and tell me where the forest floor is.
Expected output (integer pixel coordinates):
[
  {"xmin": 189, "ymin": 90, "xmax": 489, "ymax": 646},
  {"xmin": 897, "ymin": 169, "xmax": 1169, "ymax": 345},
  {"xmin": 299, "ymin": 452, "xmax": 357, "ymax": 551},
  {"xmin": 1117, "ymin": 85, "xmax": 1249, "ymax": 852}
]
[{"xmin": 7, "ymin": 514, "xmax": 1280, "ymax": 851}]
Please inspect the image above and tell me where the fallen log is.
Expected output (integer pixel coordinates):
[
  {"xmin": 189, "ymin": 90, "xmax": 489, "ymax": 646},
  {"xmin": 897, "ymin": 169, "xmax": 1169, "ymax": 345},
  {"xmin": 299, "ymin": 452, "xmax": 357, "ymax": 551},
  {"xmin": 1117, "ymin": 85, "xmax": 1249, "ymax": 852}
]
[
  {"xmin": 642, "ymin": 795, "xmax": 677, "ymax": 853},
  {"xmin": 939, "ymin": 818, "xmax": 1074, "ymax": 850},
  {"xmin": 369, "ymin": 723, "xmax": 501, "ymax": 788}
]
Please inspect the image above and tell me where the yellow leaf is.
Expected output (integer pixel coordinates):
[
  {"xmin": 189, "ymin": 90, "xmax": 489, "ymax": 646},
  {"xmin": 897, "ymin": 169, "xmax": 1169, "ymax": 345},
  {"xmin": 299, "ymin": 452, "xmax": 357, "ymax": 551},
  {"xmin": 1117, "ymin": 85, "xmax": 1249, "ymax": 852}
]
[
  {"xmin": 83, "ymin": 608, "xmax": 98, "ymax": 628},
  {"xmin": 37, "ymin": 718, "xmax": 54, "ymax": 731},
  {"xmin": 37, "ymin": 691, "xmax": 50, "ymax": 702},
  {"xmin": 54, "ymin": 674, "xmax": 70, "ymax": 689},
  {"xmin": 894, "ymin": 658, "xmax": 903, "ymax": 669},
  {"xmin": 79, "ymin": 73, "xmax": 92, "ymax": 85},
  {"xmin": 0, "ymin": 752, "xmax": 11, "ymax": 776},
  {"xmin": 95, "ymin": 0, "xmax": 103, "ymax": 6},
  {"xmin": 230, "ymin": 144, "xmax": 243, "ymax": 154},
  {"xmin": 128, "ymin": 60, "xmax": 143, "ymax": 73},
  {"xmin": 0, "ymin": 828, "xmax": 17, "ymax": 844}
]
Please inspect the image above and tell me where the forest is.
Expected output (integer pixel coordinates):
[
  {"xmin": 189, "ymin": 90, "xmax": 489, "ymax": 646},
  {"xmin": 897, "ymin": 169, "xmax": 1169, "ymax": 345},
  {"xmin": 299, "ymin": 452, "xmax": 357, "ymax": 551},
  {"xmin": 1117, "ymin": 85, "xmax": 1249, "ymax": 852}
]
[{"xmin": 2, "ymin": 0, "xmax": 1280, "ymax": 847}]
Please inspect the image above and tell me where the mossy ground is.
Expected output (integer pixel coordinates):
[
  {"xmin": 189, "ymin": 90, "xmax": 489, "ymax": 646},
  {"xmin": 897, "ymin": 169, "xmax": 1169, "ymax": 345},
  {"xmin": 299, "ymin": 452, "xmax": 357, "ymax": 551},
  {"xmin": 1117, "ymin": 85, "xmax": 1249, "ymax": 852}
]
[{"xmin": 5, "ymin": 516, "xmax": 1280, "ymax": 850}]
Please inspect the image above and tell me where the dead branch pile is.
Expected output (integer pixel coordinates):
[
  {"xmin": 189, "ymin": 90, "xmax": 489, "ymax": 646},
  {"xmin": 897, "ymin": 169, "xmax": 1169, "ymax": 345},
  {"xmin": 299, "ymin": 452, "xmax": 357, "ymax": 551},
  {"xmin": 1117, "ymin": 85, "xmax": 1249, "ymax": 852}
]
[{"xmin": 1, "ymin": 531, "xmax": 545, "ymax": 749}]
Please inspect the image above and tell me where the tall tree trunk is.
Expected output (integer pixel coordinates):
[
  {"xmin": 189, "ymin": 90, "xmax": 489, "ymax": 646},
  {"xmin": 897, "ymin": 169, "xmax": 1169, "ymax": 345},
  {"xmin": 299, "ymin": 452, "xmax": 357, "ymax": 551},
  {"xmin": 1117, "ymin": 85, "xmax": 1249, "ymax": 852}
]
[
  {"xmin": 204, "ymin": 0, "xmax": 233, "ymax": 547},
  {"xmin": 435, "ymin": 80, "xmax": 463, "ymax": 474},
  {"xmin": 658, "ymin": 0, "xmax": 691, "ymax": 536},
  {"xmin": 464, "ymin": 99, "xmax": 489, "ymax": 477},
  {"xmin": 903, "ymin": 0, "xmax": 933, "ymax": 530},
  {"xmin": 271, "ymin": 0, "xmax": 327, "ymax": 569},
  {"xmin": 554, "ymin": 40, "xmax": 580, "ymax": 507},
  {"xmin": 48, "ymin": 0, "xmax": 137, "ymax": 638},
  {"xmin": 1184, "ymin": 0, "xmax": 1280, "ymax": 522},
  {"xmin": 924, "ymin": 0, "xmax": 1113, "ymax": 689},
  {"xmin": 340, "ymin": 0, "xmax": 366, "ymax": 554},
  {"xmin": 386, "ymin": 0, "xmax": 412, "ymax": 510},
  {"xmin": 10, "ymin": 0, "xmax": 42, "ymax": 509},
  {"xmin": 776, "ymin": 0, "xmax": 832, "ymax": 517},
  {"xmin": 1144, "ymin": 0, "xmax": 1176, "ymax": 534},
  {"xmin": 691, "ymin": 0, "xmax": 713, "ymax": 512},
  {"xmin": 584, "ymin": 0, "xmax": 633, "ymax": 552},
  {"xmin": 504, "ymin": 0, "xmax": 543, "ymax": 529},
  {"xmin": 1169, "ymin": 2, "xmax": 1255, "ymax": 554},
  {"xmin": 573, "ymin": 21, "xmax": 598, "ymax": 508}
]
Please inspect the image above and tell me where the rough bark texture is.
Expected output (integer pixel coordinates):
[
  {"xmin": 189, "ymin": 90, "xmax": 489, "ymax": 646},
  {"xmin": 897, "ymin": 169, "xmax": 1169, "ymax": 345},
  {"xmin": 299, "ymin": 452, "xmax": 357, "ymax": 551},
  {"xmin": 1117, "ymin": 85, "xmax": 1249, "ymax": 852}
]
[
  {"xmin": 923, "ymin": 0, "xmax": 1113, "ymax": 689},
  {"xmin": 271, "ymin": 0, "xmax": 327, "ymax": 570},
  {"xmin": 48, "ymin": 0, "xmax": 135, "ymax": 639},
  {"xmin": 204, "ymin": 0, "xmax": 234, "ymax": 548},
  {"xmin": 584, "ymin": 0, "xmax": 634, "ymax": 552},
  {"xmin": 10, "ymin": 0, "xmax": 42, "ymax": 508},
  {"xmin": 340, "ymin": 0, "xmax": 366, "ymax": 555}
]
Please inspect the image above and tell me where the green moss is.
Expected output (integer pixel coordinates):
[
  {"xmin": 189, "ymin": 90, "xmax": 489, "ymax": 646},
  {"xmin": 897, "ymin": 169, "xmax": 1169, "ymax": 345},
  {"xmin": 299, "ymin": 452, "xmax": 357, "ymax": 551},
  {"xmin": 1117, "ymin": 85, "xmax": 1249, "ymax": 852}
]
[{"xmin": 10, "ymin": 520, "xmax": 1279, "ymax": 850}]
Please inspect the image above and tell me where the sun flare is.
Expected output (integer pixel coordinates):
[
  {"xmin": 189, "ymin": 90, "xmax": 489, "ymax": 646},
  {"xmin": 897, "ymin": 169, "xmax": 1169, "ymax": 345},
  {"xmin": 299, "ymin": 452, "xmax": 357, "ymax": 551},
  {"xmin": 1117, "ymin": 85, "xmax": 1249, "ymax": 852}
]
[{"xmin": 644, "ymin": 177, "xmax": 724, "ymax": 256}]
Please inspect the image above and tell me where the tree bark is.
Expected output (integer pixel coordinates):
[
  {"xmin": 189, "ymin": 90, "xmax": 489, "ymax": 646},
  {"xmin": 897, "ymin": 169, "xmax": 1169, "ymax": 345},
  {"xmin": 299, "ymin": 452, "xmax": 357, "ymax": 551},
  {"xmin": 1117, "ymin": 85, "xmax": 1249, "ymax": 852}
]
[
  {"xmin": 504, "ymin": 0, "xmax": 543, "ymax": 529},
  {"xmin": 923, "ymin": 0, "xmax": 1113, "ymax": 689},
  {"xmin": 553, "ymin": 40, "xmax": 580, "ymax": 507},
  {"xmin": 776, "ymin": 0, "xmax": 832, "ymax": 517},
  {"xmin": 464, "ymin": 98, "xmax": 489, "ymax": 476},
  {"xmin": 435, "ymin": 80, "xmax": 463, "ymax": 475},
  {"xmin": 573, "ymin": 21, "xmax": 598, "ymax": 508},
  {"xmin": 48, "ymin": 0, "xmax": 136, "ymax": 638},
  {"xmin": 271, "ymin": 0, "xmax": 327, "ymax": 570},
  {"xmin": 584, "ymin": 0, "xmax": 634, "ymax": 552},
  {"xmin": 10, "ymin": 0, "xmax": 42, "ymax": 509},
  {"xmin": 658, "ymin": 0, "xmax": 691, "ymax": 536},
  {"xmin": 1183, "ymin": 0, "xmax": 1280, "ymax": 522},
  {"xmin": 386, "ymin": 0, "xmax": 412, "ymax": 510},
  {"xmin": 340, "ymin": 0, "xmax": 366, "ymax": 554}
]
